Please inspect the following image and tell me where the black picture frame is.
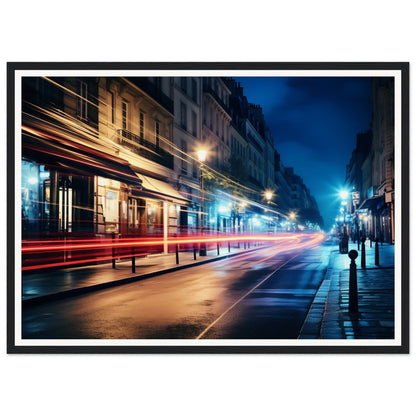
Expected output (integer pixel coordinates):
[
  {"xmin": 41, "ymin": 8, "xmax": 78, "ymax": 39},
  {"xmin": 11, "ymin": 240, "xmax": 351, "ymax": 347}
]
[{"xmin": 7, "ymin": 62, "xmax": 409, "ymax": 354}]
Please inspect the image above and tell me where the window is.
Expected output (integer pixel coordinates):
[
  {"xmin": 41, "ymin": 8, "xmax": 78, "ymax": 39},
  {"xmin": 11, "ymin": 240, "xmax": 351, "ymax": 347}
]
[
  {"xmin": 121, "ymin": 100, "xmax": 128, "ymax": 137},
  {"xmin": 181, "ymin": 78, "xmax": 187, "ymax": 93},
  {"xmin": 181, "ymin": 140, "xmax": 187, "ymax": 174},
  {"xmin": 109, "ymin": 91, "xmax": 115, "ymax": 124},
  {"xmin": 156, "ymin": 77, "xmax": 162, "ymax": 90},
  {"xmin": 77, "ymin": 81, "xmax": 88, "ymax": 119},
  {"xmin": 191, "ymin": 111, "xmax": 197, "ymax": 137},
  {"xmin": 191, "ymin": 78, "xmax": 197, "ymax": 102},
  {"xmin": 139, "ymin": 111, "xmax": 145, "ymax": 144},
  {"xmin": 155, "ymin": 121, "xmax": 160, "ymax": 149},
  {"xmin": 180, "ymin": 102, "xmax": 187, "ymax": 130},
  {"xmin": 104, "ymin": 190, "xmax": 119, "ymax": 224}
]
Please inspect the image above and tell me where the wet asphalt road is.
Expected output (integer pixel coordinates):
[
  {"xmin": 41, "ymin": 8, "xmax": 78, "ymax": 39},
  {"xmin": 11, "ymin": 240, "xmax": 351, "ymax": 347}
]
[{"xmin": 22, "ymin": 240, "xmax": 332, "ymax": 340}]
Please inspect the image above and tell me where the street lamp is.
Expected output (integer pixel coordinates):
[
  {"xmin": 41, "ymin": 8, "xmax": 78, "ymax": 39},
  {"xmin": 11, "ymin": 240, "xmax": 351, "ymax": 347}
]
[
  {"xmin": 339, "ymin": 190, "xmax": 349, "ymax": 200},
  {"xmin": 339, "ymin": 189, "xmax": 350, "ymax": 235},
  {"xmin": 197, "ymin": 149, "xmax": 207, "ymax": 256},
  {"xmin": 288, "ymin": 211, "xmax": 296, "ymax": 231},
  {"xmin": 264, "ymin": 190, "xmax": 273, "ymax": 233}
]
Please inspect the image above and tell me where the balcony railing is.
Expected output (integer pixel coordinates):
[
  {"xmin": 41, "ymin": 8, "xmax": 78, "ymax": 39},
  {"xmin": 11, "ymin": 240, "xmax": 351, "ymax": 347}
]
[
  {"xmin": 126, "ymin": 77, "xmax": 174, "ymax": 114},
  {"xmin": 203, "ymin": 84, "xmax": 230, "ymax": 115},
  {"xmin": 117, "ymin": 129, "xmax": 173, "ymax": 169}
]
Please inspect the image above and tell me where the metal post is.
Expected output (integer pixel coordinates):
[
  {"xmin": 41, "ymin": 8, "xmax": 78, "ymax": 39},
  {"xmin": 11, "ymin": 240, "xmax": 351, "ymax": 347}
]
[
  {"xmin": 361, "ymin": 237, "xmax": 366, "ymax": 268},
  {"xmin": 348, "ymin": 250, "xmax": 359, "ymax": 314},
  {"xmin": 112, "ymin": 232, "xmax": 116, "ymax": 269},
  {"xmin": 375, "ymin": 237, "xmax": 380, "ymax": 266},
  {"xmin": 132, "ymin": 247, "xmax": 136, "ymax": 273},
  {"xmin": 176, "ymin": 244, "xmax": 179, "ymax": 264},
  {"xmin": 199, "ymin": 165, "xmax": 207, "ymax": 256},
  {"xmin": 193, "ymin": 243, "xmax": 197, "ymax": 261},
  {"xmin": 217, "ymin": 242, "xmax": 220, "ymax": 256},
  {"xmin": 228, "ymin": 241, "xmax": 231, "ymax": 252}
]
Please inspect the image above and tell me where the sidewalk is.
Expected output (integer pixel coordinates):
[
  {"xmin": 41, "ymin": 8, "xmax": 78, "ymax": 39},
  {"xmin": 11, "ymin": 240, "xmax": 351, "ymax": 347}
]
[
  {"xmin": 300, "ymin": 240, "xmax": 395, "ymax": 339},
  {"xmin": 22, "ymin": 243, "xmax": 264, "ymax": 305}
]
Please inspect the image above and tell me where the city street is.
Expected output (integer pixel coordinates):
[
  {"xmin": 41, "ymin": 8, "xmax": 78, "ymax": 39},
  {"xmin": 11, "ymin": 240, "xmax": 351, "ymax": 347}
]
[{"xmin": 22, "ymin": 235, "xmax": 331, "ymax": 339}]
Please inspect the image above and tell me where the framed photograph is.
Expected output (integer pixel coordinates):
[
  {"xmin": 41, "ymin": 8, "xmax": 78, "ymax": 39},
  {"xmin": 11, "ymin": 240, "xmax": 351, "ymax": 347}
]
[{"xmin": 7, "ymin": 62, "xmax": 409, "ymax": 353}]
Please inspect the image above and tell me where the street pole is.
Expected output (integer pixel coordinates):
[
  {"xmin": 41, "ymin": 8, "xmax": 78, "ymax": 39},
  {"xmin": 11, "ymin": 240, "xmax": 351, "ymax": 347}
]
[
  {"xmin": 375, "ymin": 237, "xmax": 380, "ymax": 266},
  {"xmin": 361, "ymin": 237, "xmax": 366, "ymax": 268},
  {"xmin": 199, "ymin": 161, "xmax": 207, "ymax": 256},
  {"xmin": 348, "ymin": 250, "xmax": 359, "ymax": 314}
]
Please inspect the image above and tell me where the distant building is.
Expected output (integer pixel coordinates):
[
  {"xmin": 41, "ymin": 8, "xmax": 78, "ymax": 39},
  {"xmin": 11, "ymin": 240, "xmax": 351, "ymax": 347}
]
[{"xmin": 344, "ymin": 78, "xmax": 395, "ymax": 244}]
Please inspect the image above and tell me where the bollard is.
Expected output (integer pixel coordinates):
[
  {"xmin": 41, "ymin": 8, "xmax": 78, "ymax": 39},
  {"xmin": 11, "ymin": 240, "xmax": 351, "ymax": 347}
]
[
  {"xmin": 361, "ymin": 237, "xmax": 366, "ymax": 268},
  {"xmin": 131, "ymin": 247, "xmax": 136, "ymax": 273},
  {"xmin": 112, "ymin": 232, "xmax": 116, "ymax": 269},
  {"xmin": 357, "ymin": 238, "xmax": 360, "ymax": 251},
  {"xmin": 228, "ymin": 241, "xmax": 231, "ymax": 252},
  {"xmin": 244, "ymin": 241, "xmax": 246, "ymax": 249},
  {"xmin": 193, "ymin": 244, "xmax": 197, "ymax": 261},
  {"xmin": 370, "ymin": 238, "xmax": 372, "ymax": 248},
  {"xmin": 348, "ymin": 250, "xmax": 359, "ymax": 314},
  {"xmin": 375, "ymin": 237, "xmax": 380, "ymax": 266},
  {"xmin": 199, "ymin": 228, "xmax": 207, "ymax": 256},
  {"xmin": 217, "ymin": 242, "xmax": 220, "ymax": 256},
  {"xmin": 176, "ymin": 244, "xmax": 179, "ymax": 264}
]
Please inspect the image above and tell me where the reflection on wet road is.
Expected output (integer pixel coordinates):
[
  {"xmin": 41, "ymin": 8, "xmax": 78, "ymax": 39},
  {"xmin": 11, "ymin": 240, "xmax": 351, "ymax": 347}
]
[{"xmin": 22, "ymin": 235, "xmax": 331, "ymax": 340}]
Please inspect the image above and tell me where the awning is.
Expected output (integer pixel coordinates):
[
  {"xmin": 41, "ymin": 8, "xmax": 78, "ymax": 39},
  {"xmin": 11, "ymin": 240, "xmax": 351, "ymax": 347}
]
[
  {"xmin": 133, "ymin": 173, "xmax": 190, "ymax": 204},
  {"xmin": 22, "ymin": 128, "xmax": 142, "ymax": 188},
  {"xmin": 358, "ymin": 195, "xmax": 384, "ymax": 211}
]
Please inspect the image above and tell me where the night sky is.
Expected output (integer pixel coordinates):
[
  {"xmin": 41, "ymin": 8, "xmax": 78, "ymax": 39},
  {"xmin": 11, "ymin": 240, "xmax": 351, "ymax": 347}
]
[{"xmin": 234, "ymin": 76, "xmax": 373, "ymax": 231}]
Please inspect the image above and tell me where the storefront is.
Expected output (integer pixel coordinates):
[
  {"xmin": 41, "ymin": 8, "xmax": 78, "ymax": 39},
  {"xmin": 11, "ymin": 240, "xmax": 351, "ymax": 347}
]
[{"xmin": 22, "ymin": 158, "xmax": 95, "ymax": 239}]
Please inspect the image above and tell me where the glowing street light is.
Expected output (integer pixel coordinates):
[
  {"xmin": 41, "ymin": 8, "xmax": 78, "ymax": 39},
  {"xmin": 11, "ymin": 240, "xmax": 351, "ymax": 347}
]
[
  {"xmin": 339, "ymin": 190, "xmax": 349, "ymax": 200},
  {"xmin": 264, "ymin": 190, "xmax": 273, "ymax": 204},
  {"xmin": 197, "ymin": 149, "xmax": 207, "ymax": 163}
]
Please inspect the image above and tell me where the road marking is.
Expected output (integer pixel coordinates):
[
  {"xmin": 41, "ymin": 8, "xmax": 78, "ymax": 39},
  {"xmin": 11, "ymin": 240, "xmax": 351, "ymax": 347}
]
[{"xmin": 195, "ymin": 252, "xmax": 301, "ymax": 339}]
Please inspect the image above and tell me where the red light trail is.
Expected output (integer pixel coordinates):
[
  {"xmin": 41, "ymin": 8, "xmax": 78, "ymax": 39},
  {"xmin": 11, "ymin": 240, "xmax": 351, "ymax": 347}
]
[{"xmin": 21, "ymin": 232, "xmax": 326, "ymax": 272}]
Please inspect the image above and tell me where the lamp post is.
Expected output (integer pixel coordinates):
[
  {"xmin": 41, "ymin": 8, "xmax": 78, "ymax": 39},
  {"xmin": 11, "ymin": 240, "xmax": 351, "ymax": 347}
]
[
  {"xmin": 197, "ymin": 149, "xmax": 207, "ymax": 256},
  {"xmin": 289, "ymin": 211, "xmax": 296, "ymax": 231},
  {"xmin": 265, "ymin": 190, "xmax": 273, "ymax": 233},
  {"xmin": 339, "ymin": 190, "xmax": 349, "ymax": 235},
  {"xmin": 339, "ymin": 190, "xmax": 350, "ymax": 253}
]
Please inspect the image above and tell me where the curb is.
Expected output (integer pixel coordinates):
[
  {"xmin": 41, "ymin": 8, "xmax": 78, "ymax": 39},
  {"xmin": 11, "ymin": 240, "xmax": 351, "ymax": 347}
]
[{"xmin": 298, "ymin": 249, "xmax": 337, "ymax": 339}]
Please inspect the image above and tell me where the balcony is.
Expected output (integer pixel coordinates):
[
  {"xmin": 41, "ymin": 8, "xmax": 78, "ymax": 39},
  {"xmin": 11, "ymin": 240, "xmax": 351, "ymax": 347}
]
[
  {"xmin": 126, "ymin": 77, "xmax": 174, "ymax": 114},
  {"xmin": 203, "ymin": 83, "xmax": 230, "ymax": 115},
  {"xmin": 117, "ymin": 129, "xmax": 173, "ymax": 169}
]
